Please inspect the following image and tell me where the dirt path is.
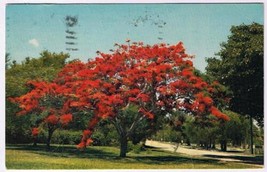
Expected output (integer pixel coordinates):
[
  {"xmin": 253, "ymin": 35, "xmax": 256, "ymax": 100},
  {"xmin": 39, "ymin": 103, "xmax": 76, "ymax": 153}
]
[{"xmin": 145, "ymin": 140, "xmax": 263, "ymax": 167}]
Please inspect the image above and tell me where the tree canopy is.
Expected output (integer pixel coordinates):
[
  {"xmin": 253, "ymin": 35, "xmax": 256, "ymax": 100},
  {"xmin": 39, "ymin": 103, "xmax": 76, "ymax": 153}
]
[
  {"xmin": 206, "ymin": 23, "xmax": 263, "ymax": 126},
  {"xmin": 6, "ymin": 51, "xmax": 69, "ymax": 144}
]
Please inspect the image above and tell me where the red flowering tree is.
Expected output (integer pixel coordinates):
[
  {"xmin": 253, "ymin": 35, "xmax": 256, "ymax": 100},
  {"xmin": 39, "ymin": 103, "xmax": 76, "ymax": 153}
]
[
  {"xmin": 54, "ymin": 41, "xmax": 229, "ymax": 157},
  {"xmin": 10, "ymin": 81, "xmax": 73, "ymax": 148}
]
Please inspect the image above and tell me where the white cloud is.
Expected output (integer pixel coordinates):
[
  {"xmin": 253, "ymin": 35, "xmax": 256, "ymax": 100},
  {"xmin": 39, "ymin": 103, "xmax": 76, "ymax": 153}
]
[{"xmin": 28, "ymin": 38, "xmax": 39, "ymax": 47}]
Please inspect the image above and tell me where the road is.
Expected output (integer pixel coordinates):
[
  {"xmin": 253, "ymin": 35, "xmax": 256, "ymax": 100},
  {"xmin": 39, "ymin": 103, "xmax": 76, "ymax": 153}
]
[{"xmin": 145, "ymin": 140, "xmax": 264, "ymax": 166}]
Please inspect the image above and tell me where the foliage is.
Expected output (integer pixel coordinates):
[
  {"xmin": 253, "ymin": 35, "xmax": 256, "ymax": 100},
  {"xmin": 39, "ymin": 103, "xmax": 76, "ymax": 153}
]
[
  {"xmin": 10, "ymin": 81, "xmax": 74, "ymax": 147},
  {"xmin": 91, "ymin": 122, "xmax": 119, "ymax": 146},
  {"xmin": 50, "ymin": 130, "xmax": 82, "ymax": 145},
  {"xmin": 152, "ymin": 124, "xmax": 182, "ymax": 143},
  {"xmin": 6, "ymin": 51, "xmax": 69, "ymax": 144},
  {"xmin": 6, "ymin": 101, "xmax": 33, "ymax": 144},
  {"xmin": 196, "ymin": 70, "xmax": 232, "ymax": 110},
  {"xmin": 181, "ymin": 110, "xmax": 262, "ymax": 151},
  {"xmin": 181, "ymin": 115, "xmax": 218, "ymax": 148},
  {"xmin": 127, "ymin": 142, "xmax": 145, "ymax": 154},
  {"xmin": 223, "ymin": 111, "xmax": 247, "ymax": 146},
  {"xmin": 35, "ymin": 129, "xmax": 81, "ymax": 145},
  {"xmin": 6, "ymin": 51, "xmax": 69, "ymax": 97},
  {"xmin": 205, "ymin": 23, "xmax": 263, "ymax": 126}
]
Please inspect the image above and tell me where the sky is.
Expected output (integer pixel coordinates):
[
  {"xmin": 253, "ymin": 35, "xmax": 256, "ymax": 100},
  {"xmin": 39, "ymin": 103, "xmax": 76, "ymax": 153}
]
[{"xmin": 6, "ymin": 3, "xmax": 264, "ymax": 72}]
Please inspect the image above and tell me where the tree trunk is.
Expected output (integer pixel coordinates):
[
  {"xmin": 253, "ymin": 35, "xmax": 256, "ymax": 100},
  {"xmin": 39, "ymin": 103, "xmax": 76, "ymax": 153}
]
[
  {"xmin": 110, "ymin": 118, "xmax": 129, "ymax": 158},
  {"xmin": 250, "ymin": 114, "xmax": 254, "ymax": 154},
  {"xmin": 186, "ymin": 138, "xmax": 191, "ymax": 146},
  {"xmin": 212, "ymin": 140, "xmax": 216, "ymax": 149},
  {"xmin": 204, "ymin": 142, "xmax": 208, "ymax": 150},
  {"xmin": 119, "ymin": 135, "xmax": 128, "ymax": 157},
  {"xmin": 46, "ymin": 129, "xmax": 54, "ymax": 149},
  {"xmin": 33, "ymin": 137, "xmax": 37, "ymax": 147},
  {"xmin": 224, "ymin": 141, "xmax": 227, "ymax": 151},
  {"xmin": 220, "ymin": 140, "xmax": 227, "ymax": 151}
]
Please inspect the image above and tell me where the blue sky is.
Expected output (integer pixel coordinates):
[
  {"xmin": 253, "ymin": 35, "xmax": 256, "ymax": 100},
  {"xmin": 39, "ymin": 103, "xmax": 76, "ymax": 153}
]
[{"xmin": 6, "ymin": 3, "xmax": 263, "ymax": 71}]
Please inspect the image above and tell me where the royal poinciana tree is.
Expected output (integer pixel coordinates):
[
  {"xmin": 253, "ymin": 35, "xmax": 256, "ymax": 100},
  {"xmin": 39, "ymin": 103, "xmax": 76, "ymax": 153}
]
[
  {"xmin": 56, "ymin": 41, "xmax": 229, "ymax": 157},
  {"xmin": 10, "ymin": 81, "xmax": 73, "ymax": 148},
  {"xmin": 12, "ymin": 41, "xmax": 229, "ymax": 157}
]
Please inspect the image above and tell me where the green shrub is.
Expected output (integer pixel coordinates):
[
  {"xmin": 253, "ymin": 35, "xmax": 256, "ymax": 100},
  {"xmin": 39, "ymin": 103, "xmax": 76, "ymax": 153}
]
[
  {"xmin": 51, "ymin": 130, "xmax": 81, "ymax": 145},
  {"xmin": 152, "ymin": 124, "xmax": 182, "ymax": 143},
  {"xmin": 33, "ymin": 129, "xmax": 81, "ymax": 145},
  {"xmin": 91, "ymin": 131, "xmax": 106, "ymax": 146},
  {"xmin": 127, "ymin": 142, "xmax": 145, "ymax": 154}
]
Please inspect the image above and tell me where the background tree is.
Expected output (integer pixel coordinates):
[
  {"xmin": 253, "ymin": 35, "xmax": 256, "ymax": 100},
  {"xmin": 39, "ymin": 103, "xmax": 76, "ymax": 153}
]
[
  {"xmin": 10, "ymin": 80, "xmax": 74, "ymax": 149},
  {"xmin": 205, "ymin": 23, "xmax": 263, "ymax": 153},
  {"xmin": 6, "ymin": 51, "xmax": 69, "ymax": 144},
  {"xmin": 152, "ymin": 123, "xmax": 182, "ymax": 143}
]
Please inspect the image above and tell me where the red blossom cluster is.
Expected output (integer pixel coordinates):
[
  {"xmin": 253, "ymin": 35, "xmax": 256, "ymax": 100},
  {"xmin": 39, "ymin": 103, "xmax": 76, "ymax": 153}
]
[
  {"xmin": 10, "ymin": 81, "xmax": 61, "ymax": 115},
  {"xmin": 10, "ymin": 81, "xmax": 73, "ymax": 137},
  {"xmin": 210, "ymin": 106, "xmax": 230, "ymax": 121},
  {"xmin": 45, "ymin": 114, "xmax": 58, "ymax": 125},
  {"xmin": 60, "ymin": 114, "xmax": 73, "ymax": 125},
  {"xmin": 31, "ymin": 127, "xmax": 39, "ymax": 136}
]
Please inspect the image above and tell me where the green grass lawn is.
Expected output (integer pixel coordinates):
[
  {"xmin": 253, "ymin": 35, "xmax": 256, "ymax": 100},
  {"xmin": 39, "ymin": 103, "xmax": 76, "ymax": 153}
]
[{"xmin": 6, "ymin": 144, "xmax": 263, "ymax": 169}]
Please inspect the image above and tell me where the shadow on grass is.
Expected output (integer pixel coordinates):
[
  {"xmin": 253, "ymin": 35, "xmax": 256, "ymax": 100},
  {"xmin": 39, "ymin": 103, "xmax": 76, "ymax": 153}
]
[
  {"xmin": 203, "ymin": 154, "xmax": 264, "ymax": 165},
  {"xmin": 6, "ymin": 144, "xmax": 118, "ymax": 159},
  {"xmin": 6, "ymin": 144, "xmax": 225, "ymax": 166}
]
